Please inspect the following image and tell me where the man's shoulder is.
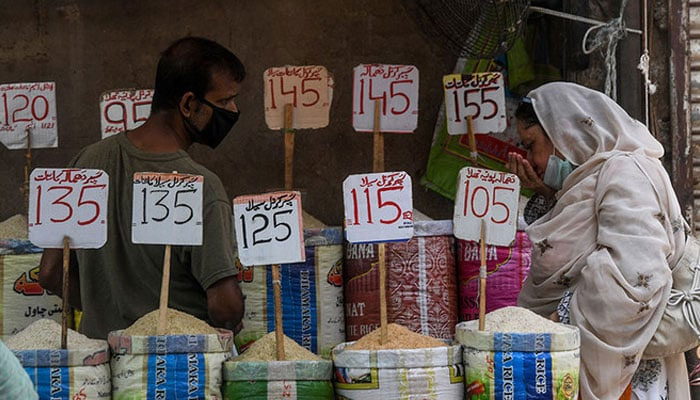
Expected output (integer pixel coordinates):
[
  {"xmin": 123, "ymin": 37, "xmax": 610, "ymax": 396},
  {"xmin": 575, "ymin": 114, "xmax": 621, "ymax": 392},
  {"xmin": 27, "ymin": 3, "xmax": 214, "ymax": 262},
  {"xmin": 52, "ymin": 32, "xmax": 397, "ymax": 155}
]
[
  {"xmin": 184, "ymin": 159, "xmax": 228, "ymax": 202},
  {"xmin": 70, "ymin": 135, "xmax": 121, "ymax": 167}
]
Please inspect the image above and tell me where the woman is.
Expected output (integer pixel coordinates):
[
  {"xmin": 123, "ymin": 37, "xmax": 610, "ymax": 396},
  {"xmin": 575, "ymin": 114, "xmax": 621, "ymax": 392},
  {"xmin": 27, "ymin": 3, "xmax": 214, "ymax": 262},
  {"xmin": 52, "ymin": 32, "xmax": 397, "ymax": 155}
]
[{"xmin": 506, "ymin": 82, "xmax": 691, "ymax": 399}]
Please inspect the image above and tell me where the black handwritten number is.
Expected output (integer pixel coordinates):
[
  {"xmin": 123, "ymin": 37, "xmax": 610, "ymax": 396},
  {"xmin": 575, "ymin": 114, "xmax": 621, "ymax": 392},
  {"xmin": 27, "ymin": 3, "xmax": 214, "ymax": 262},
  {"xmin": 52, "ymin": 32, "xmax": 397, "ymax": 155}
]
[
  {"xmin": 273, "ymin": 210, "xmax": 293, "ymax": 241},
  {"xmin": 252, "ymin": 214, "xmax": 272, "ymax": 246},
  {"xmin": 48, "ymin": 186, "xmax": 73, "ymax": 223},
  {"xmin": 151, "ymin": 190, "xmax": 170, "ymax": 222},
  {"xmin": 240, "ymin": 215, "xmax": 249, "ymax": 249},
  {"xmin": 141, "ymin": 188, "xmax": 147, "ymax": 224},
  {"xmin": 481, "ymin": 87, "xmax": 499, "ymax": 120},
  {"xmin": 464, "ymin": 89, "xmax": 480, "ymax": 119},
  {"xmin": 173, "ymin": 190, "xmax": 195, "ymax": 224}
]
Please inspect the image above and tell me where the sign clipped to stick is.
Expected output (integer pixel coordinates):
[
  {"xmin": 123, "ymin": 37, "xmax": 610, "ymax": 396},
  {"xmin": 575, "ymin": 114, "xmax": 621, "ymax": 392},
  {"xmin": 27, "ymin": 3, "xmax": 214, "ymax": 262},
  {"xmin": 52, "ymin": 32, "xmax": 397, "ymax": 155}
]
[
  {"xmin": 131, "ymin": 172, "xmax": 204, "ymax": 246},
  {"xmin": 443, "ymin": 72, "xmax": 506, "ymax": 136},
  {"xmin": 264, "ymin": 66, "xmax": 331, "ymax": 129},
  {"xmin": 343, "ymin": 172, "xmax": 414, "ymax": 244},
  {"xmin": 233, "ymin": 191, "xmax": 305, "ymax": 267},
  {"xmin": 100, "ymin": 89, "xmax": 153, "ymax": 139},
  {"xmin": 0, "ymin": 82, "xmax": 58, "ymax": 149},
  {"xmin": 352, "ymin": 64, "xmax": 419, "ymax": 133},
  {"xmin": 28, "ymin": 168, "xmax": 109, "ymax": 249}
]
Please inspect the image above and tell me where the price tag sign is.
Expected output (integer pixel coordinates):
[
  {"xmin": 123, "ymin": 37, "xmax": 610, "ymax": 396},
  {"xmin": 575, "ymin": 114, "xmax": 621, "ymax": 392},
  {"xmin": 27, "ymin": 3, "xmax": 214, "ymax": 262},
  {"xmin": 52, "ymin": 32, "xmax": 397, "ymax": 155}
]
[
  {"xmin": 28, "ymin": 168, "xmax": 109, "ymax": 248},
  {"xmin": 233, "ymin": 191, "xmax": 305, "ymax": 266},
  {"xmin": 0, "ymin": 82, "xmax": 58, "ymax": 149},
  {"xmin": 100, "ymin": 89, "xmax": 153, "ymax": 139},
  {"xmin": 343, "ymin": 172, "xmax": 414, "ymax": 243},
  {"xmin": 443, "ymin": 72, "xmax": 506, "ymax": 135},
  {"xmin": 131, "ymin": 173, "xmax": 203, "ymax": 245},
  {"xmin": 352, "ymin": 64, "xmax": 419, "ymax": 133},
  {"xmin": 264, "ymin": 66, "xmax": 331, "ymax": 129},
  {"xmin": 453, "ymin": 167, "xmax": 520, "ymax": 246}
]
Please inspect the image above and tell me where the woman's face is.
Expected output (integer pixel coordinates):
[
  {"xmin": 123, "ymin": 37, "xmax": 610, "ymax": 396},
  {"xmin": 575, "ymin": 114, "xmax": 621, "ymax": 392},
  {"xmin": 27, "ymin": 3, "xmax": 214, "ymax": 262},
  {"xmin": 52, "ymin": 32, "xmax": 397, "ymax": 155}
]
[{"xmin": 517, "ymin": 119, "xmax": 554, "ymax": 178}]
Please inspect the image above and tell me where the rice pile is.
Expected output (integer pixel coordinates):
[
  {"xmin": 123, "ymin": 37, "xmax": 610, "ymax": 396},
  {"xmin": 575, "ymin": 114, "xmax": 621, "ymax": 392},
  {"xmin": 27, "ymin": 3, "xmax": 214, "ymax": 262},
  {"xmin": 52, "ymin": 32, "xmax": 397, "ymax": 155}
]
[
  {"xmin": 481, "ymin": 306, "xmax": 571, "ymax": 334},
  {"xmin": 348, "ymin": 323, "xmax": 446, "ymax": 350},
  {"xmin": 5, "ymin": 318, "xmax": 105, "ymax": 350},
  {"xmin": 0, "ymin": 214, "xmax": 28, "ymax": 239},
  {"xmin": 123, "ymin": 308, "xmax": 219, "ymax": 336},
  {"xmin": 233, "ymin": 332, "xmax": 321, "ymax": 361},
  {"xmin": 302, "ymin": 210, "xmax": 326, "ymax": 229}
]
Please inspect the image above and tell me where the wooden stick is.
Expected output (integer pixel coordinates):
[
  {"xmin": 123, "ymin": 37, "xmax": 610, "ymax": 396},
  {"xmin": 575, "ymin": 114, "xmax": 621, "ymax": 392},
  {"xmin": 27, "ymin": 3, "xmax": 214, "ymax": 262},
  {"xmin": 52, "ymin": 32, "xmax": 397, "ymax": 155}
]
[
  {"xmin": 378, "ymin": 243, "xmax": 388, "ymax": 345},
  {"xmin": 479, "ymin": 220, "xmax": 487, "ymax": 331},
  {"xmin": 61, "ymin": 236, "xmax": 70, "ymax": 349},
  {"xmin": 284, "ymin": 104, "xmax": 294, "ymax": 191},
  {"xmin": 157, "ymin": 170, "xmax": 178, "ymax": 335},
  {"xmin": 467, "ymin": 116, "xmax": 477, "ymax": 164},
  {"xmin": 22, "ymin": 128, "xmax": 32, "ymax": 214},
  {"xmin": 272, "ymin": 264, "xmax": 285, "ymax": 360},
  {"xmin": 372, "ymin": 100, "xmax": 384, "ymax": 173}
]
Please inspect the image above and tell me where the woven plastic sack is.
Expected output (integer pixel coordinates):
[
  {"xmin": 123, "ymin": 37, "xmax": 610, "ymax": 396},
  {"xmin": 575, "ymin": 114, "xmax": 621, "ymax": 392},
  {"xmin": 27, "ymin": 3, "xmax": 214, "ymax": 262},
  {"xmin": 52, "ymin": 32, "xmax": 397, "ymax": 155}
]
[
  {"xmin": 333, "ymin": 342, "xmax": 464, "ymax": 399},
  {"xmin": 457, "ymin": 231, "xmax": 532, "ymax": 322},
  {"xmin": 108, "ymin": 329, "xmax": 233, "ymax": 400},
  {"xmin": 344, "ymin": 220, "xmax": 457, "ymax": 341},
  {"xmin": 14, "ymin": 342, "xmax": 111, "ymax": 399},
  {"xmin": 223, "ymin": 360, "xmax": 333, "ymax": 399},
  {"xmin": 456, "ymin": 320, "xmax": 580, "ymax": 399},
  {"xmin": 1, "ymin": 253, "xmax": 63, "ymax": 340},
  {"xmin": 236, "ymin": 228, "xmax": 345, "ymax": 358}
]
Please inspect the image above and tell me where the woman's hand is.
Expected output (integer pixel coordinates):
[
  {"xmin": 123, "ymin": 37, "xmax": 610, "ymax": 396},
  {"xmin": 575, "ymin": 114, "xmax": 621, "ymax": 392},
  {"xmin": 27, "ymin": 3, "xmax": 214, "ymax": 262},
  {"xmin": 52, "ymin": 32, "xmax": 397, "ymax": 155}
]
[
  {"xmin": 506, "ymin": 152, "xmax": 556, "ymax": 198},
  {"xmin": 549, "ymin": 311, "xmax": 560, "ymax": 323}
]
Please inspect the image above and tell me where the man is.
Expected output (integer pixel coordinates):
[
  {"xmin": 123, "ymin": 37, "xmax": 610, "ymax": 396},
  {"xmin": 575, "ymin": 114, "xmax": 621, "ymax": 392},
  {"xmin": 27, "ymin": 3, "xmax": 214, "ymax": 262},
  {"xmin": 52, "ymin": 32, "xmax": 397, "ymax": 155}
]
[{"xmin": 39, "ymin": 37, "xmax": 245, "ymax": 339}]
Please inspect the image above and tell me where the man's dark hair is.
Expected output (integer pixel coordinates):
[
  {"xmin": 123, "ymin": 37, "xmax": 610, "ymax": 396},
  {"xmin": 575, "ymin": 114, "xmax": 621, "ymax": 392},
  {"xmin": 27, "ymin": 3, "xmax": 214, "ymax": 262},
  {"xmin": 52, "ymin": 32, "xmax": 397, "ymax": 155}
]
[
  {"xmin": 151, "ymin": 37, "xmax": 245, "ymax": 113},
  {"xmin": 515, "ymin": 97, "xmax": 540, "ymax": 128}
]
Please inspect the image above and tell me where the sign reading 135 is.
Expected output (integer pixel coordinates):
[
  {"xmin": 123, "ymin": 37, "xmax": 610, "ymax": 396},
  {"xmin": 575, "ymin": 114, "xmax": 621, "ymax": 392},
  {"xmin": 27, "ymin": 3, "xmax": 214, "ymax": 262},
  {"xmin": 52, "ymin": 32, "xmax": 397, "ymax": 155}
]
[
  {"xmin": 453, "ymin": 167, "xmax": 520, "ymax": 246},
  {"xmin": 131, "ymin": 172, "xmax": 204, "ymax": 246},
  {"xmin": 343, "ymin": 172, "xmax": 414, "ymax": 243},
  {"xmin": 352, "ymin": 64, "xmax": 419, "ymax": 133},
  {"xmin": 233, "ymin": 191, "xmax": 305, "ymax": 266},
  {"xmin": 443, "ymin": 72, "xmax": 506, "ymax": 135},
  {"xmin": 29, "ymin": 168, "xmax": 109, "ymax": 249}
]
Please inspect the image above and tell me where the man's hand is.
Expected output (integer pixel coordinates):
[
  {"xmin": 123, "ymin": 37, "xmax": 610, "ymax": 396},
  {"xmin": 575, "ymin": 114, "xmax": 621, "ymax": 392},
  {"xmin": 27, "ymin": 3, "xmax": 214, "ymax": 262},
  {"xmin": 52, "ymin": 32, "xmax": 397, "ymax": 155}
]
[
  {"xmin": 506, "ymin": 152, "xmax": 555, "ymax": 198},
  {"xmin": 38, "ymin": 248, "xmax": 81, "ymax": 309},
  {"xmin": 207, "ymin": 276, "xmax": 245, "ymax": 333}
]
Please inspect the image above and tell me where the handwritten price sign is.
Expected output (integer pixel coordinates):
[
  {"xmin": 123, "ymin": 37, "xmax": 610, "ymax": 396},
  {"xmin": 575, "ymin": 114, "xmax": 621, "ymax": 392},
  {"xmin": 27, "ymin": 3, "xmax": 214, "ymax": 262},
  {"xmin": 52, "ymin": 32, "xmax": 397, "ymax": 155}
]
[
  {"xmin": 443, "ymin": 72, "xmax": 506, "ymax": 135},
  {"xmin": 0, "ymin": 82, "xmax": 57, "ymax": 149},
  {"xmin": 343, "ymin": 172, "xmax": 414, "ymax": 243},
  {"xmin": 233, "ymin": 191, "xmax": 305, "ymax": 266},
  {"xmin": 453, "ymin": 167, "xmax": 520, "ymax": 246},
  {"xmin": 28, "ymin": 168, "xmax": 109, "ymax": 248},
  {"xmin": 131, "ymin": 173, "xmax": 204, "ymax": 245},
  {"xmin": 264, "ymin": 66, "xmax": 331, "ymax": 129},
  {"xmin": 352, "ymin": 64, "xmax": 419, "ymax": 133},
  {"xmin": 100, "ymin": 89, "xmax": 153, "ymax": 139}
]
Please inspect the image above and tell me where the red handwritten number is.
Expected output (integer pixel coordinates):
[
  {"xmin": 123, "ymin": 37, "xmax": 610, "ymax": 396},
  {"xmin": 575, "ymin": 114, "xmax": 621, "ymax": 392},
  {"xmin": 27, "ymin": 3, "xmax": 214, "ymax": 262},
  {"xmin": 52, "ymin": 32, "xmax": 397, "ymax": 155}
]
[
  {"xmin": 377, "ymin": 187, "xmax": 402, "ymax": 224},
  {"xmin": 364, "ymin": 188, "xmax": 373, "ymax": 224},
  {"xmin": 2, "ymin": 93, "xmax": 9, "ymax": 125},
  {"xmin": 358, "ymin": 79, "xmax": 365, "ymax": 115},
  {"xmin": 389, "ymin": 80, "xmax": 412, "ymax": 115},
  {"xmin": 132, "ymin": 101, "xmax": 151, "ymax": 124},
  {"xmin": 463, "ymin": 180, "xmax": 470, "ymax": 217},
  {"xmin": 471, "ymin": 186, "xmax": 489, "ymax": 218},
  {"xmin": 491, "ymin": 186, "xmax": 514, "ymax": 224},
  {"xmin": 34, "ymin": 185, "xmax": 42, "ymax": 225},
  {"xmin": 301, "ymin": 78, "xmax": 320, "ymax": 106},
  {"xmin": 463, "ymin": 182, "xmax": 513, "ymax": 224},
  {"xmin": 12, "ymin": 94, "xmax": 31, "ymax": 122},
  {"xmin": 31, "ymin": 95, "xmax": 49, "ymax": 121},
  {"xmin": 268, "ymin": 79, "xmax": 277, "ymax": 109},
  {"xmin": 77, "ymin": 185, "xmax": 106, "ymax": 225},
  {"xmin": 350, "ymin": 189, "xmax": 360, "ymax": 225},
  {"xmin": 368, "ymin": 79, "xmax": 387, "ymax": 115},
  {"xmin": 280, "ymin": 76, "xmax": 297, "ymax": 107},
  {"xmin": 48, "ymin": 186, "xmax": 74, "ymax": 223},
  {"xmin": 104, "ymin": 102, "xmax": 127, "ymax": 131}
]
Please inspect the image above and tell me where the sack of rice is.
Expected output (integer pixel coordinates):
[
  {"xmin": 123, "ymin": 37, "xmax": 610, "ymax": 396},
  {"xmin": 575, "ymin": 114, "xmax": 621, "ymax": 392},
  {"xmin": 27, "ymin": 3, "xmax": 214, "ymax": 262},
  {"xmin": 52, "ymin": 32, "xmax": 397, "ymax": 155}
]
[
  {"xmin": 109, "ymin": 308, "xmax": 233, "ymax": 400},
  {"xmin": 223, "ymin": 332, "xmax": 334, "ymax": 399},
  {"xmin": 8, "ymin": 318, "xmax": 111, "ymax": 399},
  {"xmin": 456, "ymin": 306, "xmax": 580, "ymax": 399},
  {"xmin": 344, "ymin": 220, "xmax": 457, "ymax": 341},
  {"xmin": 235, "ymin": 227, "xmax": 345, "ymax": 358},
  {"xmin": 457, "ymin": 231, "xmax": 532, "ymax": 322},
  {"xmin": 0, "ymin": 214, "xmax": 41, "ymax": 255},
  {"xmin": 333, "ymin": 323, "xmax": 464, "ymax": 399}
]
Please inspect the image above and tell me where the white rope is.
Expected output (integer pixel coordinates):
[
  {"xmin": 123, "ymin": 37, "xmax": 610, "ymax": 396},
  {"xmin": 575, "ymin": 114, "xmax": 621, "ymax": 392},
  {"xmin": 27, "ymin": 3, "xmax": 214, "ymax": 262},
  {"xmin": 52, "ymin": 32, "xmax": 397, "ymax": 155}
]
[{"xmin": 581, "ymin": 0, "xmax": 630, "ymax": 101}]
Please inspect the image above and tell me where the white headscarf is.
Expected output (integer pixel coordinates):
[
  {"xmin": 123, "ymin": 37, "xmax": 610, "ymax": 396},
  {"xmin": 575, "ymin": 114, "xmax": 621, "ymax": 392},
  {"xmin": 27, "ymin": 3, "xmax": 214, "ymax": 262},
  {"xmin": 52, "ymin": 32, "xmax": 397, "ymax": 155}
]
[{"xmin": 518, "ymin": 82, "xmax": 690, "ymax": 399}]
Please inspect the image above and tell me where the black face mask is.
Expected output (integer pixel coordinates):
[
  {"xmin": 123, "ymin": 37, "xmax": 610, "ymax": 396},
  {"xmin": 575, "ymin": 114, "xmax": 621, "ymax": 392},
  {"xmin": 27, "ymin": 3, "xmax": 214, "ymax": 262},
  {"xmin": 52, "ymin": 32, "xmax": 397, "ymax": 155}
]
[{"xmin": 184, "ymin": 98, "xmax": 239, "ymax": 149}]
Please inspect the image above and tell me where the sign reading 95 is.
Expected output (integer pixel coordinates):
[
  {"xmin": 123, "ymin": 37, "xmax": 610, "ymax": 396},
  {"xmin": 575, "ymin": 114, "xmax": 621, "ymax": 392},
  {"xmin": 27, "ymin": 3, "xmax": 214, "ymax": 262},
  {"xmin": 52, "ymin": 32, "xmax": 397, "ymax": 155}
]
[
  {"xmin": 453, "ymin": 167, "xmax": 520, "ymax": 246},
  {"xmin": 352, "ymin": 64, "xmax": 419, "ymax": 133},
  {"xmin": 343, "ymin": 172, "xmax": 414, "ymax": 243},
  {"xmin": 131, "ymin": 173, "xmax": 203, "ymax": 246},
  {"xmin": 443, "ymin": 72, "xmax": 506, "ymax": 135},
  {"xmin": 233, "ymin": 191, "xmax": 305, "ymax": 266},
  {"xmin": 29, "ymin": 168, "xmax": 109, "ymax": 249}
]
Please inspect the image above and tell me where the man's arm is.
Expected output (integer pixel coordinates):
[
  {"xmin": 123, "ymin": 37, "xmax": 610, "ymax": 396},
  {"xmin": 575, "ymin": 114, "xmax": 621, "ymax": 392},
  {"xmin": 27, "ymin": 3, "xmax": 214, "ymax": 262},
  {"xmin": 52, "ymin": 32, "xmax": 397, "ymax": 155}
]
[
  {"xmin": 206, "ymin": 276, "xmax": 244, "ymax": 333},
  {"xmin": 38, "ymin": 249, "xmax": 82, "ymax": 309}
]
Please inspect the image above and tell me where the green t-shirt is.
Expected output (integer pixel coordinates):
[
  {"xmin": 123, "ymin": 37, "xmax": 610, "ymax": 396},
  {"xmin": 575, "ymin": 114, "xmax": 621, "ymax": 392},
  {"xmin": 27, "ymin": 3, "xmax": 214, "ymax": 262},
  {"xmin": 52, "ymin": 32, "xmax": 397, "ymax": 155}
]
[{"xmin": 69, "ymin": 133, "xmax": 237, "ymax": 339}]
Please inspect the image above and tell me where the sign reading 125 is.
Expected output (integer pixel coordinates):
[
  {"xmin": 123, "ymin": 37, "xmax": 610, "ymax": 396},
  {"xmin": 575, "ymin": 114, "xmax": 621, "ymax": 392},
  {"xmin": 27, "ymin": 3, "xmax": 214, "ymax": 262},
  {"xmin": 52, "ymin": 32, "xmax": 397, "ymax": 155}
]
[
  {"xmin": 29, "ymin": 168, "xmax": 109, "ymax": 249},
  {"xmin": 343, "ymin": 172, "xmax": 414, "ymax": 243},
  {"xmin": 233, "ymin": 191, "xmax": 305, "ymax": 266},
  {"xmin": 131, "ymin": 172, "xmax": 204, "ymax": 246},
  {"xmin": 453, "ymin": 167, "xmax": 520, "ymax": 246}
]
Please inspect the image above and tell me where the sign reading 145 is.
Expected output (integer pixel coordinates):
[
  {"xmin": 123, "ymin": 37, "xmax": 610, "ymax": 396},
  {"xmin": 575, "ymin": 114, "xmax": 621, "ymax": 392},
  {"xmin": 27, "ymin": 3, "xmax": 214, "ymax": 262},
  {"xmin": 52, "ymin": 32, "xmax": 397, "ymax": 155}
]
[
  {"xmin": 131, "ymin": 172, "xmax": 204, "ymax": 246},
  {"xmin": 233, "ymin": 191, "xmax": 305, "ymax": 266},
  {"xmin": 343, "ymin": 172, "xmax": 414, "ymax": 243}
]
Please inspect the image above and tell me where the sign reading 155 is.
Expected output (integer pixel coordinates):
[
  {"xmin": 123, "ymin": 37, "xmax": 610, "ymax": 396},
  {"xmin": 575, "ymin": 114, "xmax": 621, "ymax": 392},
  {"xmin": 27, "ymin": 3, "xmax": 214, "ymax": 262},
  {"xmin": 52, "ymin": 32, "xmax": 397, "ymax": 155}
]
[{"xmin": 443, "ymin": 72, "xmax": 506, "ymax": 135}]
